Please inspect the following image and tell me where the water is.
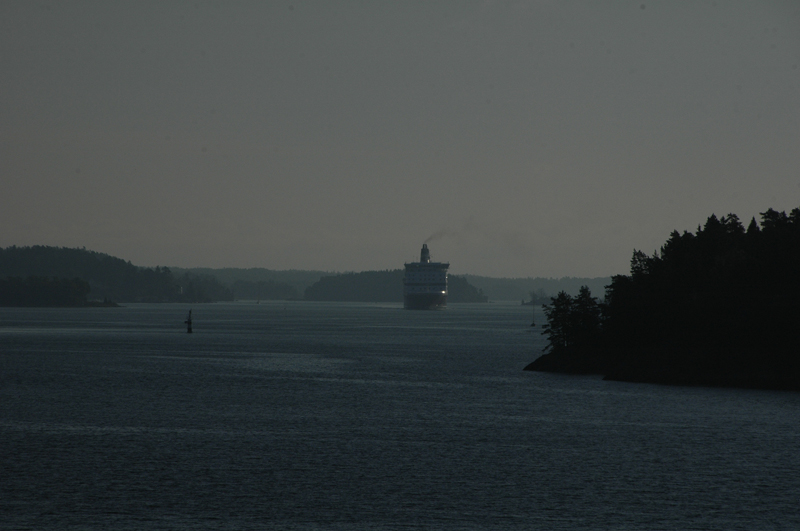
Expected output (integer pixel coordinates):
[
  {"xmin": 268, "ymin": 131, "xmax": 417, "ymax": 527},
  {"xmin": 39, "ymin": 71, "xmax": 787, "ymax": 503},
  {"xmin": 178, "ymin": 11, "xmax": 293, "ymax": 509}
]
[{"xmin": 1, "ymin": 301, "xmax": 798, "ymax": 530}]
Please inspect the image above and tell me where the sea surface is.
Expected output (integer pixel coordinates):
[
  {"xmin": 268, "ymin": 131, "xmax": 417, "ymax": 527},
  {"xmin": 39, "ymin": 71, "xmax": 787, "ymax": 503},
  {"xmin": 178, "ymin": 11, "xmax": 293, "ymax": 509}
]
[{"xmin": 1, "ymin": 301, "xmax": 798, "ymax": 530}]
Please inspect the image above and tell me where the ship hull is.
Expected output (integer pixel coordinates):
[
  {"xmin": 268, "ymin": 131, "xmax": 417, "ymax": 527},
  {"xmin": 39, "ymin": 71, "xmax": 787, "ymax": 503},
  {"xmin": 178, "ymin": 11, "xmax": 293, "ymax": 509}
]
[{"xmin": 403, "ymin": 292, "xmax": 447, "ymax": 310}]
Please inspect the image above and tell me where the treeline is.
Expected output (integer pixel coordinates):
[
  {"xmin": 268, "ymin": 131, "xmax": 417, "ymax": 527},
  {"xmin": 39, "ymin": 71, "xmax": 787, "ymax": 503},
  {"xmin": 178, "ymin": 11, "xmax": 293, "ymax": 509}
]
[
  {"xmin": 0, "ymin": 246, "xmax": 232, "ymax": 303},
  {"xmin": 179, "ymin": 267, "xmax": 610, "ymax": 302},
  {"xmin": 0, "ymin": 276, "xmax": 92, "ymax": 307},
  {"xmin": 0, "ymin": 247, "xmax": 491, "ymax": 305},
  {"xmin": 172, "ymin": 267, "xmax": 326, "ymax": 297},
  {"xmin": 448, "ymin": 275, "xmax": 490, "ymax": 303},
  {"xmin": 231, "ymin": 280, "xmax": 300, "ymax": 301},
  {"xmin": 527, "ymin": 208, "xmax": 800, "ymax": 390},
  {"xmin": 525, "ymin": 288, "xmax": 551, "ymax": 305},
  {"xmin": 305, "ymin": 270, "xmax": 405, "ymax": 302},
  {"xmin": 463, "ymin": 275, "xmax": 611, "ymax": 302},
  {"xmin": 303, "ymin": 270, "xmax": 488, "ymax": 303}
]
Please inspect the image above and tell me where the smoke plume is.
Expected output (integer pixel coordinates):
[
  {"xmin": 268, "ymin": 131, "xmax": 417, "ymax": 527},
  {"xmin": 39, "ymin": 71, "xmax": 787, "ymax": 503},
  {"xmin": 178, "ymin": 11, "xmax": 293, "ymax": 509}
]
[{"xmin": 424, "ymin": 217, "xmax": 478, "ymax": 244}]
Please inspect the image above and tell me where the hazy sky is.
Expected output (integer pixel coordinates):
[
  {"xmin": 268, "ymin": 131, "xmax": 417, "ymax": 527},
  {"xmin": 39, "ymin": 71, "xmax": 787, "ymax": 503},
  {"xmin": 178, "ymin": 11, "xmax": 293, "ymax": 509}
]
[{"xmin": 2, "ymin": 1, "xmax": 798, "ymax": 278}]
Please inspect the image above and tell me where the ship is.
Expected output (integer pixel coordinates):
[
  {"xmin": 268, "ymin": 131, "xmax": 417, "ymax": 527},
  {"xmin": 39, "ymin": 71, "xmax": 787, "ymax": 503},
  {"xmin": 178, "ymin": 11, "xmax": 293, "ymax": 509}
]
[{"xmin": 403, "ymin": 244, "xmax": 449, "ymax": 310}]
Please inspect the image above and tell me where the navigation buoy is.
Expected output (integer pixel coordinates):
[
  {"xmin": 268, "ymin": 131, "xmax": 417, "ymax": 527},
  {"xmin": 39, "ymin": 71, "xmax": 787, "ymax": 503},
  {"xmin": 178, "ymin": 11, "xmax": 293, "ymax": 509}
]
[{"xmin": 185, "ymin": 310, "xmax": 193, "ymax": 333}]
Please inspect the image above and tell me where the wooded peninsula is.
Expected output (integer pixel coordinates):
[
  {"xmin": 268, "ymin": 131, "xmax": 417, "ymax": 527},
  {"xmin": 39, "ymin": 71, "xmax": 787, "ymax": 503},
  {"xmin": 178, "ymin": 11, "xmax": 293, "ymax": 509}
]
[{"xmin": 526, "ymin": 207, "xmax": 800, "ymax": 391}]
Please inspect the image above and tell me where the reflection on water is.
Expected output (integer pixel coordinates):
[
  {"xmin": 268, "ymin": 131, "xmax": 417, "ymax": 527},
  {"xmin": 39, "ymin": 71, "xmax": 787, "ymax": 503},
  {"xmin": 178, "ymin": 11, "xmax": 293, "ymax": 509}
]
[{"xmin": 1, "ymin": 302, "xmax": 798, "ymax": 530}]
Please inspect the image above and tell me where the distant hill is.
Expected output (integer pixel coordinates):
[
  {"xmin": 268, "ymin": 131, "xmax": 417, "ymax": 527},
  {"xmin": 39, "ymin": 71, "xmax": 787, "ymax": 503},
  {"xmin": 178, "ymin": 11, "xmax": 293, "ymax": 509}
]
[
  {"xmin": 304, "ymin": 270, "xmax": 403, "ymax": 302},
  {"xmin": 0, "ymin": 246, "xmax": 232, "ymax": 303},
  {"xmin": 172, "ymin": 267, "xmax": 612, "ymax": 303},
  {"xmin": 176, "ymin": 267, "xmax": 486, "ymax": 303},
  {"xmin": 304, "ymin": 270, "xmax": 488, "ymax": 303},
  {"xmin": 462, "ymin": 275, "xmax": 612, "ymax": 302},
  {"xmin": 171, "ymin": 267, "xmax": 327, "ymax": 299},
  {"xmin": 229, "ymin": 279, "xmax": 301, "ymax": 301},
  {"xmin": 1, "ymin": 246, "xmax": 611, "ymax": 305}
]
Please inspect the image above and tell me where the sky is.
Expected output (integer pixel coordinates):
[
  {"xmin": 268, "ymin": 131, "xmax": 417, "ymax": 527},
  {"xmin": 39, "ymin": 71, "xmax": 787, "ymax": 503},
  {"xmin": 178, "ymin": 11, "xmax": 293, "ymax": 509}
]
[{"xmin": 2, "ymin": 1, "xmax": 798, "ymax": 278}]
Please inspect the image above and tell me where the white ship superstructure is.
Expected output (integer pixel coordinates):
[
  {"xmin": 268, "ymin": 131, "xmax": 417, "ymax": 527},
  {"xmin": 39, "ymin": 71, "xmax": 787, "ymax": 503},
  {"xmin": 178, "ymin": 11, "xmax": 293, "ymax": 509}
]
[{"xmin": 403, "ymin": 244, "xmax": 449, "ymax": 310}]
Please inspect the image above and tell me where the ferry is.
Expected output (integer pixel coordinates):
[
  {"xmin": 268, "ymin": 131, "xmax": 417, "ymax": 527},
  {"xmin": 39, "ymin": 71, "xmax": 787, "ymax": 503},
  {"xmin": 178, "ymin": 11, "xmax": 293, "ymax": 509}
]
[{"xmin": 403, "ymin": 244, "xmax": 449, "ymax": 310}]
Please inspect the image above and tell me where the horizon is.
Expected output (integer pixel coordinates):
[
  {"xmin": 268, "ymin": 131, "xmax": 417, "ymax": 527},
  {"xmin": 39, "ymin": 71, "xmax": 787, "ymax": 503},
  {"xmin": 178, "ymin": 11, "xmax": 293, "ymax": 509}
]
[
  {"xmin": 1, "ymin": 242, "xmax": 613, "ymax": 281},
  {"xmin": 2, "ymin": 2, "xmax": 798, "ymax": 278}
]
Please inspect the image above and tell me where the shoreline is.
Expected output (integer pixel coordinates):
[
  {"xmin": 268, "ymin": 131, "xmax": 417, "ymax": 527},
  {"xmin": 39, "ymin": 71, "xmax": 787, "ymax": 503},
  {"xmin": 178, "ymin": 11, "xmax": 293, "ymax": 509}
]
[{"xmin": 525, "ymin": 348, "xmax": 800, "ymax": 391}]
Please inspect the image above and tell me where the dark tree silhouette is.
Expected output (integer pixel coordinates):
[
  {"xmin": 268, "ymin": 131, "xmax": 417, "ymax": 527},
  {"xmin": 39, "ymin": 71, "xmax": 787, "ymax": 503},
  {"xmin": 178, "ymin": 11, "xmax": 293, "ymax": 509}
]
[
  {"xmin": 541, "ymin": 291, "xmax": 574, "ymax": 352},
  {"xmin": 528, "ymin": 207, "xmax": 800, "ymax": 389},
  {"xmin": 541, "ymin": 286, "xmax": 601, "ymax": 353}
]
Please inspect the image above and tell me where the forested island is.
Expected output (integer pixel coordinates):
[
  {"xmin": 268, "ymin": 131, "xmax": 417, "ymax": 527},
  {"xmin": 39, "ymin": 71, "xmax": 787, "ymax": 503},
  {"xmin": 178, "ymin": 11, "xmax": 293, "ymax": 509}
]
[
  {"xmin": 0, "ymin": 246, "xmax": 232, "ymax": 304},
  {"xmin": 171, "ymin": 267, "xmax": 327, "ymax": 300},
  {"xmin": 526, "ymin": 208, "xmax": 800, "ymax": 391}
]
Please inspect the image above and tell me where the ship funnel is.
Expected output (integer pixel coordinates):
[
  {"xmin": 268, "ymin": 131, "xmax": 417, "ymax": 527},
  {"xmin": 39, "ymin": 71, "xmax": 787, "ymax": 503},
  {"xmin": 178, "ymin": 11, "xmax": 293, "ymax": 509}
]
[{"xmin": 420, "ymin": 244, "xmax": 431, "ymax": 263}]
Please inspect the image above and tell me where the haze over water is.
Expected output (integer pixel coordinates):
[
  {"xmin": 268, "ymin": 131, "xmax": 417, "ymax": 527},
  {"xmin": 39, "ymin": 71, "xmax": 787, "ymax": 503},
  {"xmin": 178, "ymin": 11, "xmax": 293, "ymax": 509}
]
[{"xmin": 2, "ymin": 302, "xmax": 798, "ymax": 529}]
